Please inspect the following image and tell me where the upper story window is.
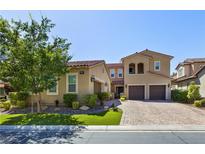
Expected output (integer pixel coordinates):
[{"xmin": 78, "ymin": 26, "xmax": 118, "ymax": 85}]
[
  {"xmin": 177, "ymin": 67, "xmax": 184, "ymax": 77},
  {"xmin": 47, "ymin": 81, "xmax": 58, "ymax": 95},
  {"xmin": 67, "ymin": 73, "xmax": 78, "ymax": 93},
  {"xmin": 129, "ymin": 63, "xmax": 135, "ymax": 74},
  {"xmin": 154, "ymin": 61, "xmax": 160, "ymax": 71},
  {"xmin": 137, "ymin": 63, "xmax": 144, "ymax": 74},
  {"xmin": 110, "ymin": 69, "xmax": 115, "ymax": 78},
  {"xmin": 118, "ymin": 68, "xmax": 123, "ymax": 78}
]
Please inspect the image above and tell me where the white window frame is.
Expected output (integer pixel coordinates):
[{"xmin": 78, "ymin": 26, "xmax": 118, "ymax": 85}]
[
  {"xmin": 118, "ymin": 68, "xmax": 123, "ymax": 78},
  {"xmin": 177, "ymin": 66, "xmax": 184, "ymax": 78},
  {"xmin": 66, "ymin": 73, "xmax": 78, "ymax": 93},
  {"xmin": 154, "ymin": 61, "xmax": 161, "ymax": 71},
  {"xmin": 110, "ymin": 69, "xmax": 115, "ymax": 78},
  {"xmin": 47, "ymin": 81, "xmax": 59, "ymax": 95}
]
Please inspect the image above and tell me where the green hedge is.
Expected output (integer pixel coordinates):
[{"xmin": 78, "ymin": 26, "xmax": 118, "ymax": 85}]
[
  {"xmin": 171, "ymin": 89, "xmax": 188, "ymax": 103},
  {"xmin": 63, "ymin": 93, "xmax": 78, "ymax": 107},
  {"xmin": 83, "ymin": 94, "xmax": 98, "ymax": 108},
  {"xmin": 120, "ymin": 95, "xmax": 126, "ymax": 101},
  {"xmin": 194, "ymin": 99, "xmax": 205, "ymax": 107}
]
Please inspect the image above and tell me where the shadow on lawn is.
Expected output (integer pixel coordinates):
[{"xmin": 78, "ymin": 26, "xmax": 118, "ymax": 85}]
[{"xmin": 1, "ymin": 114, "xmax": 84, "ymax": 125}]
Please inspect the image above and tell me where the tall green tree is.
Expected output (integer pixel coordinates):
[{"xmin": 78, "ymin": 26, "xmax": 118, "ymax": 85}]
[{"xmin": 0, "ymin": 16, "xmax": 71, "ymax": 111}]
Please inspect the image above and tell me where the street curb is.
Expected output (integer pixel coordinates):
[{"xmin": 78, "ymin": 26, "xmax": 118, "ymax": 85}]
[{"xmin": 1, "ymin": 125, "xmax": 205, "ymax": 131}]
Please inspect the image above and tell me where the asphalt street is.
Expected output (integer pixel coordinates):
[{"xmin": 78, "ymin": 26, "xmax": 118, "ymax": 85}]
[{"xmin": 1, "ymin": 130, "xmax": 205, "ymax": 144}]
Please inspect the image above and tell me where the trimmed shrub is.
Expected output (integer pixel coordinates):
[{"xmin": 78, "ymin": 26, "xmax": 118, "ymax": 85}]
[
  {"xmin": 120, "ymin": 96, "xmax": 126, "ymax": 101},
  {"xmin": 187, "ymin": 81, "xmax": 201, "ymax": 103},
  {"xmin": 200, "ymin": 99, "xmax": 205, "ymax": 107},
  {"xmin": 171, "ymin": 89, "xmax": 188, "ymax": 103},
  {"xmin": 83, "ymin": 94, "xmax": 98, "ymax": 108},
  {"xmin": 2, "ymin": 100, "xmax": 11, "ymax": 110},
  {"xmin": 88, "ymin": 94, "xmax": 98, "ymax": 108},
  {"xmin": 72, "ymin": 101, "xmax": 80, "ymax": 110},
  {"xmin": 63, "ymin": 93, "xmax": 78, "ymax": 107},
  {"xmin": 194, "ymin": 100, "xmax": 202, "ymax": 107},
  {"xmin": 97, "ymin": 92, "xmax": 110, "ymax": 106},
  {"xmin": 16, "ymin": 100, "xmax": 26, "ymax": 108}
]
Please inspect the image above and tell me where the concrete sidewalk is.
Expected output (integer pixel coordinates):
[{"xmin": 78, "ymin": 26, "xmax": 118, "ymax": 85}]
[{"xmin": 1, "ymin": 125, "xmax": 205, "ymax": 131}]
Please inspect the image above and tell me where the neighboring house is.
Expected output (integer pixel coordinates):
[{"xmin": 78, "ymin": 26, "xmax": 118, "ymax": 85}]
[
  {"xmin": 172, "ymin": 58, "xmax": 205, "ymax": 97},
  {"xmin": 107, "ymin": 63, "xmax": 124, "ymax": 98},
  {"xmin": 121, "ymin": 49, "xmax": 173, "ymax": 100},
  {"xmin": 33, "ymin": 60, "xmax": 111, "ymax": 105}
]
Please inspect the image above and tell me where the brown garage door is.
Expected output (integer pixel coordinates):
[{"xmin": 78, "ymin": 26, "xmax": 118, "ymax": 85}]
[
  {"xmin": 129, "ymin": 86, "xmax": 145, "ymax": 100},
  {"xmin": 149, "ymin": 85, "xmax": 166, "ymax": 100}
]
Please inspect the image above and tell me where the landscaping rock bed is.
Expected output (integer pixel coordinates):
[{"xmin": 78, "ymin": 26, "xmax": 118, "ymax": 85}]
[{"xmin": 0, "ymin": 99, "xmax": 121, "ymax": 115}]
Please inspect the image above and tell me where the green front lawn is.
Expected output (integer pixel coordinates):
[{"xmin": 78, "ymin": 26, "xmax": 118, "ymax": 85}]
[{"xmin": 0, "ymin": 109, "xmax": 122, "ymax": 125}]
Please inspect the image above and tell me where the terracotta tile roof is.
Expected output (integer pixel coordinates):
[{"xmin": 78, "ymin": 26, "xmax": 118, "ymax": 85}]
[
  {"xmin": 106, "ymin": 63, "xmax": 123, "ymax": 68},
  {"xmin": 67, "ymin": 60, "xmax": 105, "ymax": 67},
  {"xmin": 184, "ymin": 58, "xmax": 205, "ymax": 63}
]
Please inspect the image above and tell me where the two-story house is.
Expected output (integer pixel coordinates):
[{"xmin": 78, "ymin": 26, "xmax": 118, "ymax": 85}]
[
  {"xmin": 121, "ymin": 49, "xmax": 173, "ymax": 100},
  {"xmin": 172, "ymin": 58, "xmax": 205, "ymax": 97},
  {"xmin": 31, "ymin": 49, "xmax": 173, "ymax": 105},
  {"xmin": 107, "ymin": 63, "xmax": 124, "ymax": 98}
]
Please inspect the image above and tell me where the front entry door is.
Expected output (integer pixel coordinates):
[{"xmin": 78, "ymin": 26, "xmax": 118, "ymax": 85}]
[{"xmin": 116, "ymin": 86, "xmax": 124, "ymax": 98}]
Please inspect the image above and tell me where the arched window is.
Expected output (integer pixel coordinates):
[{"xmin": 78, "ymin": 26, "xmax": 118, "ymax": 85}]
[
  {"xmin": 129, "ymin": 63, "xmax": 135, "ymax": 74},
  {"xmin": 137, "ymin": 63, "xmax": 144, "ymax": 74}
]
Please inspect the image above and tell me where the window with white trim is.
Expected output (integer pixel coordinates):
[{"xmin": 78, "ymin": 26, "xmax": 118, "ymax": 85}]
[
  {"xmin": 178, "ymin": 67, "xmax": 184, "ymax": 77},
  {"xmin": 110, "ymin": 69, "xmax": 115, "ymax": 78},
  {"xmin": 154, "ymin": 61, "xmax": 160, "ymax": 71},
  {"xmin": 118, "ymin": 68, "xmax": 123, "ymax": 78},
  {"xmin": 67, "ymin": 74, "xmax": 78, "ymax": 93}
]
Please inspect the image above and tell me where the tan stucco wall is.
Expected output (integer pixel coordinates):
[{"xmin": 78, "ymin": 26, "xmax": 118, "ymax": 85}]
[
  {"xmin": 89, "ymin": 63, "xmax": 111, "ymax": 94},
  {"xmin": 142, "ymin": 50, "xmax": 171, "ymax": 76},
  {"xmin": 123, "ymin": 52, "xmax": 171, "ymax": 100},
  {"xmin": 31, "ymin": 63, "xmax": 111, "ymax": 105}
]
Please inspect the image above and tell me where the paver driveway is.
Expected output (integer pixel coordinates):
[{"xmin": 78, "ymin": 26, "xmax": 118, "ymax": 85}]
[{"xmin": 119, "ymin": 100, "xmax": 205, "ymax": 125}]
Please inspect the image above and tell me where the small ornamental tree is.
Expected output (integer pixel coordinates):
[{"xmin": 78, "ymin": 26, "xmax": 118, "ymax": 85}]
[
  {"xmin": 0, "ymin": 16, "xmax": 71, "ymax": 112},
  {"xmin": 187, "ymin": 81, "xmax": 201, "ymax": 103}
]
